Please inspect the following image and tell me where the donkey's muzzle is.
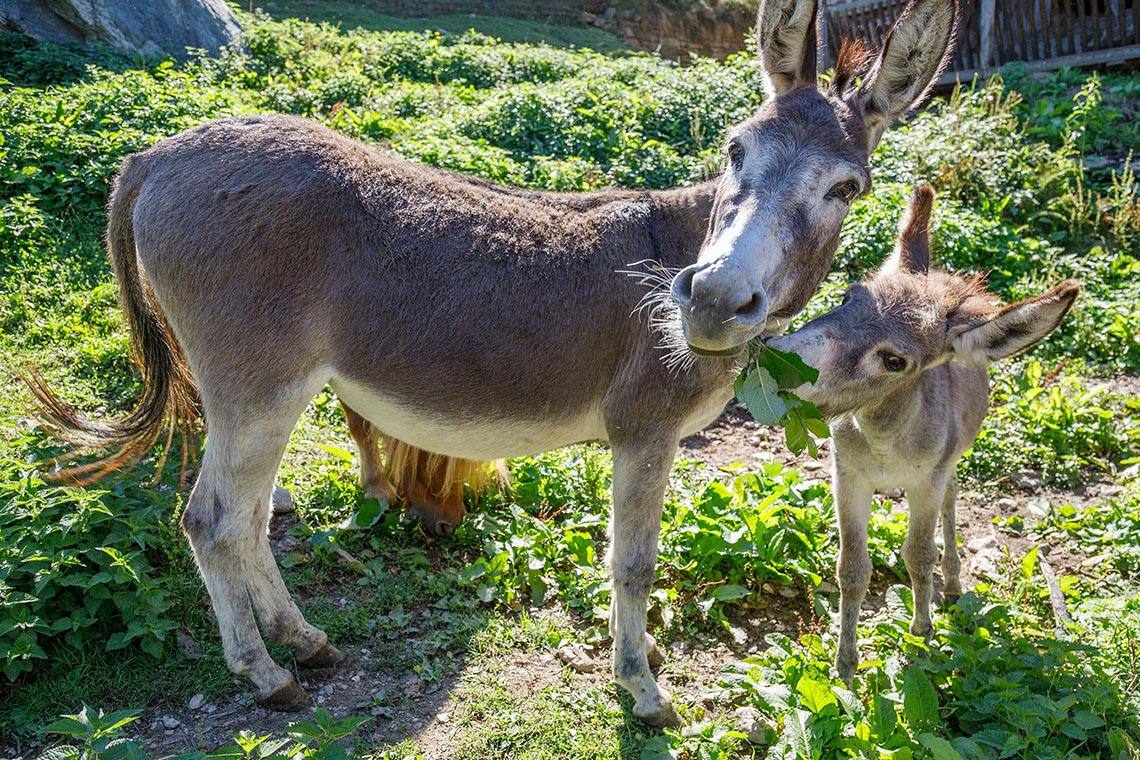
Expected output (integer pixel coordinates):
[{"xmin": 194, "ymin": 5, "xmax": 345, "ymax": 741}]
[{"xmin": 670, "ymin": 263, "xmax": 769, "ymax": 353}]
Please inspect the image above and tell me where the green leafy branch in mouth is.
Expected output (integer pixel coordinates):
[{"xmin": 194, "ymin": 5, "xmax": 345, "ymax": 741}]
[{"xmin": 733, "ymin": 343, "xmax": 830, "ymax": 456}]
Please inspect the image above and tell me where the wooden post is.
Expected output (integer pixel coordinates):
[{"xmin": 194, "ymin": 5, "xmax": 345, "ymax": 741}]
[
  {"xmin": 818, "ymin": 0, "xmax": 831, "ymax": 72},
  {"xmin": 979, "ymin": 0, "xmax": 997, "ymax": 68}
]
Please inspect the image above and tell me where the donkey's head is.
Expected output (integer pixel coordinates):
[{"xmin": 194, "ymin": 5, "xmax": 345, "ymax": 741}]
[
  {"xmin": 768, "ymin": 186, "xmax": 1081, "ymax": 418},
  {"xmin": 670, "ymin": 0, "xmax": 958, "ymax": 355}
]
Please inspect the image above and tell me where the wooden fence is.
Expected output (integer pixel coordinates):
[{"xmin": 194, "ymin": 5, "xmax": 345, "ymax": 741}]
[{"xmin": 821, "ymin": 0, "xmax": 1140, "ymax": 83}]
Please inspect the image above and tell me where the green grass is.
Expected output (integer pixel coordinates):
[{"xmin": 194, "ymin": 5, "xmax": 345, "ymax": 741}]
[
  {"xmin": 1, "ymin": 8, "xmax": 1138, "ymax": 759},
  {"xmin": 252, "ymin": 0, "xmax": 625, "ymax": 51}
]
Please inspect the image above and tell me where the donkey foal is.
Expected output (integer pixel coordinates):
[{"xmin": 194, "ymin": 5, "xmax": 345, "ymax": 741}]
[{"xmin": 770, "ymin": 186, "xmax": 1079, "ymax": 685}]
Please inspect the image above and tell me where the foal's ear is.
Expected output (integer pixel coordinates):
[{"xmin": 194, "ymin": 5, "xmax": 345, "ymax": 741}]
[
  {"xmin": 884, "ymin": 185, "xmax": 935, "ymax": 274},
  {"xmin": 757, "ymin": 0, "xmax": 819, "ymax": 97},
  {"xmin": 949, "ymin": 281, "xmax": 1080, "ymax": 364},
  {"xmin": 856, "ymin": 0, "xmax": 958, "ymax": 149}
]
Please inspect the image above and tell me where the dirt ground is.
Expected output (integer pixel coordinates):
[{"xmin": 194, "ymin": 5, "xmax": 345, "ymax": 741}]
[{"xmin": 112, "ymin": 401, "xmax": 1117, "ymax": 756}]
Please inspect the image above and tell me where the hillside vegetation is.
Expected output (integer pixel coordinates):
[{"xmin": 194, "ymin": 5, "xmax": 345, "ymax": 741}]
[{"xmin": 1, "ymin": 9, "xmax": 1138, "ymax": 759}]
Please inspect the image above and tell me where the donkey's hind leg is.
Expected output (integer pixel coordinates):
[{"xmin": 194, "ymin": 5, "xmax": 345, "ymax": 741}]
[
  {"xmin": 939, "ymin": 472, "xmax": 962, "ymax": 603},
  {"xmin": 182, "ymin": 389, "xmax": 331, "ymax": 709}
]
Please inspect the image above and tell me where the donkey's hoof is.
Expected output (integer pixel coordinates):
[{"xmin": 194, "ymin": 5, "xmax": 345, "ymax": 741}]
[
  {"xmin": 297, "ymin": 642, "xmax": 345, "ymax": 669},
  {"xmin": 635, "ymin": 697, "xmax": 682, "ymax": 728},
  {"xmin": 646, "ymin": 634, "xmax": 665, "ymax": 671},
  {"xmin": 256, "ymin": 680, "xmax": 312, "ymax": 712}
]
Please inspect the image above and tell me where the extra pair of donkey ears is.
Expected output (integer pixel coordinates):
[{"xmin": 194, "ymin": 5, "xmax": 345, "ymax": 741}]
[{"xmin": 889, "ymin": 185, "xmax": 1081, "ymax": 363}]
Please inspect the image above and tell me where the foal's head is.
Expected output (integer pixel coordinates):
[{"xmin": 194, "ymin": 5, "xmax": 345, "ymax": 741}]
[
  {"xmin": 768, "ymin": 186, "xmax": 1080, "ymax": 418},
  {"xmin": 671, "ymin": 0, "xmax": 958, "ymax": 354}
]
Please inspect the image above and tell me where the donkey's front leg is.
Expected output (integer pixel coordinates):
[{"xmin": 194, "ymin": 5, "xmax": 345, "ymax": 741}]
[
  {"xmin": 903, "ymin": 474, "xmax": 949, "ymax": 638},
  {"xmin": 608, "ymin": 436, "xmax": 679, "ymax": 727},
  {"xmin": 834, "ymin": 466, "xmax": 874, "ymax": 686}
]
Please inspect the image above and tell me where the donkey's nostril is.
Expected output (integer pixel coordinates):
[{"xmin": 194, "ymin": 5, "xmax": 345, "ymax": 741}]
[
  {"xmin": 736, "ymin": 292, "xmax": 762, "ymax": 317},
  {"xmin": 733, "ymin": 290, "xmax": 767, "ymax": 321},
  {"xmin": 670, "ymin": 264, "xmax": 699, "ymax": 308}
]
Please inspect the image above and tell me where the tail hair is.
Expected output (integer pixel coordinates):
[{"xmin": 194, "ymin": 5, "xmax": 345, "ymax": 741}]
[{"xmin": 22, "ymin": 157, "xmax": 202, "ymax": 486}]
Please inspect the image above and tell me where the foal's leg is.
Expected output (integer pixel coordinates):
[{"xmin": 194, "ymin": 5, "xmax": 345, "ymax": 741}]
[
  {"xmin": 903, "ymin": 474, "xmax": 948, "ymax": 638},
  {"xmin": 939, "ymin": 471, "xmax": 962, "ymax": 603},
  {"xmin": 340, "ymin": 401, "xmax": 394, "ymax": 502},
  {"xmin": 834, "ymin": 466, "xmax": 874, "ymax": 686},
  {"xmin": 608, "ymin": 437, "xmax": 679, "ymax": 726}
]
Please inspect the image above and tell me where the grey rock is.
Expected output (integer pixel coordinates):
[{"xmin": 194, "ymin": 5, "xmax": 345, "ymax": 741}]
[
  {"xmin": 735, "ymin": 706, "xmax": 776, "ymax": 745},
  {"xmin": 162, "ymin": 716, "xmax": 180, "ymax": 729},
  {"xmin": 995, "ymin": 497, "xmax": 1017, "ymax": 512},
  {"xmin": 967, "ymin": 535, "xmax": 998, "ymax": 552},
  {"xmin": 188, "ymin": 693, "xmax": 205, "ymax": 710},
  {"xmin": 0, "ymin": 0, "xmax": 242, "ymax": 57}
]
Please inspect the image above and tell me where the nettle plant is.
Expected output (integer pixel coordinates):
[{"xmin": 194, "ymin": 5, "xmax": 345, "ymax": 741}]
[
  {"xmin": 717, "ymin": 588, "xmax": 1140, "ymax": 759},
  {"xmin": 0, "ymin": 460, "xmax": 177, "ymax": 681}
]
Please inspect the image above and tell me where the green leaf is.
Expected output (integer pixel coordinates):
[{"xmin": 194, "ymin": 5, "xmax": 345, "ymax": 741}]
[
  {"xmin": 796, "ymin": 674, "xmax": 838, "ymax": 714},
  {"xmin": 341, "ymin": 498, "xmax": 387, "ymax": 530},
  {"xmin": 315, "ymin": 443, "xmax": 354, "ymax": 462},
  {"xmin": 869, "ymin": 694, "xmax": 898, "ymax": 740},
  {"xmin": 708, "ymin": 584, "xmax": 749, "ymax": 602},
  {"xmin": 785, "ymin": 408, "xmax": 809, "ymax": 454},
  {"xmin": 902, "ymin": 668, "xmax": 939, "ymax": 731},
  {"xmin": 918, "ymin": 733, "xmax": 964, "ymax": 760},
  {"xmin": 736, "ymin": 367, "xmax": 788, "ymax": 425},
  {"xmin": 1020, "ymin": 546, "xmax": 1039, "ymax": 580},
  {"xmin": 757, "ymin": 344, "xmax": 819, "ymax": 387}
]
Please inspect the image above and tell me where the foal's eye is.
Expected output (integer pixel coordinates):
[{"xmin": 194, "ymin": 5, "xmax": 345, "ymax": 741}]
[
  {"xmin": 727, "ymin": 140, "xmax": 745, "ymax": 172},
  {"xmin": 881, "ymin": 353, "xmax": 907, "ymax": 372},
  {"xmin": 827, "ymin": 179, "xmax": 861, "ymax": 203}
]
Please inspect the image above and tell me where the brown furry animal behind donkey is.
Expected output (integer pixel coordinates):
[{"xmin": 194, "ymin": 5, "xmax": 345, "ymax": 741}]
[{"xmin": 26, "ymin": 0, "xmax": 957, "ymax": 725}]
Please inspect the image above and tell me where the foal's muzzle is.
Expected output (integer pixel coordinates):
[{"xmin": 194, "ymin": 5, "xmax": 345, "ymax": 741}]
[{"xmin": 670, "ymin": 263, "xmax": 770, "ymax": 353}]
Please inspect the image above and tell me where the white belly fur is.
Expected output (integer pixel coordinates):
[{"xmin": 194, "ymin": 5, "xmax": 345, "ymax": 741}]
[{"xmin": 329, "ymin": 376, "xmax": 608, "ymax": 460}]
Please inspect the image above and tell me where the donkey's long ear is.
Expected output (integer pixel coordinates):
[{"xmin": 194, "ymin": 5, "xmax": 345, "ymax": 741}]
[
  {"xmin": 949, "ymin": 281, "xmax": 1080, "ymax": 364},
  {"xmin": 757, "ymin": 0, "xmax": 819, "ymax": 97},
  {"xmin": 857, "ymin": 0, "xmax": 958, "ymax": 149},
  {"xmin": 884, "ymin": 185, "xmax": 935, "ymax": 274}
]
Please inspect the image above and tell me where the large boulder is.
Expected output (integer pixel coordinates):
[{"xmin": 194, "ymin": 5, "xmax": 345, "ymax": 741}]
[{"xmin": 0, "ymin": 0, "xmax": 242, "ymax": 57}]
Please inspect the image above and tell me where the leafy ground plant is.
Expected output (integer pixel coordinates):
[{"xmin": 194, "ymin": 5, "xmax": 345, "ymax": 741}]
[{"xmin": 714, "ymin": 588, "xmax": 1140, "ymax": 759}]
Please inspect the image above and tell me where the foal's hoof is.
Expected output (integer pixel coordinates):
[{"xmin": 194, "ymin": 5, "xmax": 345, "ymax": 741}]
[
  {"xmin": 297, "ymin": 642, "xmax": 345, "ymax": 669},
  {"xmin": 635, "ymin": 697, "xmax": 682, "ymax": 728},
  {"xmin": 256, "ymin": 680, "xmax": 312, "ymax": 712},
  {"xmin": 646, "ymin": 634, "xmax": 665, "ymax": 671}
]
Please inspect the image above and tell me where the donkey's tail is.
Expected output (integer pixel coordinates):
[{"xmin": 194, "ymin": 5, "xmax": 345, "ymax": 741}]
[{"xmin": 23, "ymin": 156, "xmax": 202, "ymax": 485}]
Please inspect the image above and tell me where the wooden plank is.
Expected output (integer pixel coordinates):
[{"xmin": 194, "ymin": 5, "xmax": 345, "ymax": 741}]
[
  {"xmin": 1024, "ymin": 0, "xmax": 1042, "ymax": 59},
  {"xmin": 1012, "ymin": 0, "xmax": 1030, "ymax": 60},
  {"xmin": 936, "ymin": 41, "xmax": 1140, "ymax": 84},
  {"xmin": 1073, "ymin": 0, "xmax": 1087, "ymax": 53}
]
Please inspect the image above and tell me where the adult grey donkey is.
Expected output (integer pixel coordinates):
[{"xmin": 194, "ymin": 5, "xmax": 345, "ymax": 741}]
[{"xmin": 27, "ymin": 0, "xmax": 957, "ymax": 725}]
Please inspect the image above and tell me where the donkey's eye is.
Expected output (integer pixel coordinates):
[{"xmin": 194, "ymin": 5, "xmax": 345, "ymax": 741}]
[
  {"xmin": 727, "ymin": 140, "xmax": 745, "ymax": 172},
  {"xmin": 881, "ymin": 353, "xmax": 907, "ymax": 372},
  {"xmin": 827, "ymin": 179, "xmax": 861, "ymax": 203}
]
